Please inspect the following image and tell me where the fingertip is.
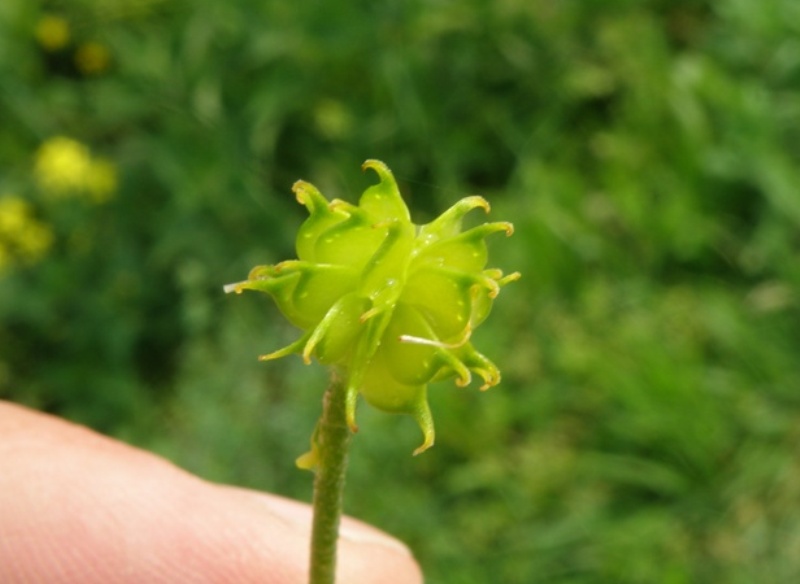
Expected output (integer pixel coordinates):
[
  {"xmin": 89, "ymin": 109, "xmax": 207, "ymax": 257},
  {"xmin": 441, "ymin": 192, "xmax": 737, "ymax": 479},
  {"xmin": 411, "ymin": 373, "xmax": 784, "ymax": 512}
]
[
  {"xmin": 219, "ymin": 488, "xmax": 424, "ymax": 584},
  {"xmin": 0, "ymin": 402, "xmax": 424, "ymax": 584}
]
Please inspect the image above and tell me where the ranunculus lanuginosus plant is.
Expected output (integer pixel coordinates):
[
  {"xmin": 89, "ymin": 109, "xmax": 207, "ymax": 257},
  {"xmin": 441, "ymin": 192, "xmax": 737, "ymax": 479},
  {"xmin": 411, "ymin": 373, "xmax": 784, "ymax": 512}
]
[{"xmin": 225, "ymin": 160, "xmax": 518, "ymax": 584}]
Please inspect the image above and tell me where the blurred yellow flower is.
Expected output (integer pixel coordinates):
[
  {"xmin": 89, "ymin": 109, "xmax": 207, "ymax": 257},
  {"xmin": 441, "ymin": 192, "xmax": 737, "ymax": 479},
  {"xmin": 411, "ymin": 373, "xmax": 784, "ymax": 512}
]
[
  {"xmin": 34, "ymin": 136, "xmax": 117, "ymax": 202},
  {"xmin": 35, "ymin": 137, "xmax": 92, "ymax": 195},
  {"xmin": 86, "ymin": 158, "xmax": 118, "ymax": 203},
  {"xmin": 35, "ymin": 15, "xmax": 71, "ymax": 51},
  {"xmin": 0, "ymin": 195, "xmax": 54, "ymax": 268},
  {"xmin": 0, "ymin": 196, "xmax": 29, "ymax": 234},
  {"xmin": 75, "ymin": 41, "xmax": 111, "ymax": 75}
]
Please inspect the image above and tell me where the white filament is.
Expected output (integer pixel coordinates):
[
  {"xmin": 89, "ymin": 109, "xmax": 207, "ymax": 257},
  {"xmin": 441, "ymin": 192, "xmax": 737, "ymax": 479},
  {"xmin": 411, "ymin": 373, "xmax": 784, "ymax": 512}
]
[{"xmin": 398, "ymin": 334, "xmax": 468, "ymax": 349}]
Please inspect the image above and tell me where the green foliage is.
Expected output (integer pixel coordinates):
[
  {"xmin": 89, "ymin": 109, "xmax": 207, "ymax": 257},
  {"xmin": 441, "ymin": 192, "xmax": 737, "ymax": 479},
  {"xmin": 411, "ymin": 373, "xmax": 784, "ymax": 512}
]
[{"xmin": 2, "ymin": 0, "xmax": 800, "ymax": 582}]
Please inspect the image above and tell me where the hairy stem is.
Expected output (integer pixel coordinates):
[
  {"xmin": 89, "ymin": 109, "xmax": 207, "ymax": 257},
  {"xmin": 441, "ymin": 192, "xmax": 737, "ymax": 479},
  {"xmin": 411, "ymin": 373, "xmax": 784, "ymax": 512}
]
[{"xmin": 309, "ymin": 373, "xmax": 352, "ymax": 584}]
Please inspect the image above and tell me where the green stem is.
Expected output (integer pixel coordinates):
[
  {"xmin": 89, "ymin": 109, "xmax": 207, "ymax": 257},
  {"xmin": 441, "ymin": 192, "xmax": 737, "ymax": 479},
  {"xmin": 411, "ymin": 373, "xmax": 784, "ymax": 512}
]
[{"xmin": 309, "ymin": 373, "xmax": 352, "ymax": 584}]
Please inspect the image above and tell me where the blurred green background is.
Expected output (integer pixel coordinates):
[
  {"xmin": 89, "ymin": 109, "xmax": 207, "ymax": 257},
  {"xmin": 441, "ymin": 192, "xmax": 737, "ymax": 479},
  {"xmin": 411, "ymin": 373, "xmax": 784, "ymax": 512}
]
[{"xmin": 2, "ymin": 0, "xmax": 800, "ymax": 582}]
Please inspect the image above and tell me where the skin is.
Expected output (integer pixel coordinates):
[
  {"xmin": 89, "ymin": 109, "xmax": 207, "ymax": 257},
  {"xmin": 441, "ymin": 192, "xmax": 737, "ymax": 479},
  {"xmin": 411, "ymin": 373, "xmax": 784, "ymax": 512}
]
[{"xmin": 0, "ymin": 401, "xmax": 423, "ymax": 584}]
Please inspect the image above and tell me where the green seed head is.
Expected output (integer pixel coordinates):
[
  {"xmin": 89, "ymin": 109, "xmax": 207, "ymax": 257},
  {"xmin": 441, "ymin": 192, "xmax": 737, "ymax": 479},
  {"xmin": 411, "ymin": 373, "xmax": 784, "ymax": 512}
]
[{"xmin": 226, "ymin": 160, "xmax": 519, "ymax": 462}]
